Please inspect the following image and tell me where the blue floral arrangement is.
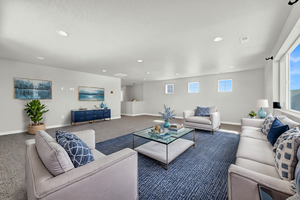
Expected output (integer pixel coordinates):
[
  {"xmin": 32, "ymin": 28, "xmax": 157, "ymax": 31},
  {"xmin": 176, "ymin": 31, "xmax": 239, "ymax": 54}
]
[{"xmin": 159, "ymin": 104, "xmax": 176, "ymax": 122}]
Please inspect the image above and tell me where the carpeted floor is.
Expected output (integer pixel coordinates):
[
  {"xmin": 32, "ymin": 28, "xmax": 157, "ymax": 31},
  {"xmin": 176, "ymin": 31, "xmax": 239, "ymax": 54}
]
[
  {"xmin": 96, "ymin": 130, "xmax": 240, "ymax": 200},
  {"xmin": 0, "ymin": 115, "xmax": 240, "ymax": 200}
]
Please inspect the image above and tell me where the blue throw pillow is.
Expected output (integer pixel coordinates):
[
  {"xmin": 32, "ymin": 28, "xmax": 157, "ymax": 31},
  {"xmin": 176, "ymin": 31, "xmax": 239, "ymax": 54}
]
[
  {"xmin": 196, "ymin": 107, "xmax": 210, "ymax": 117},
  {"xmin": 56, "ymin": 131, "xmax": 95, "ymax": 168},
  {"xmin": 267, "ymin": 118, "xmax": 290, "ymax": 146}
]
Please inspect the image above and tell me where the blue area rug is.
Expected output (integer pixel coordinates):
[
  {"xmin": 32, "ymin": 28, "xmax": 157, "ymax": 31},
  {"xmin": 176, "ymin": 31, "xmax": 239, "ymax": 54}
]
[{"xmin": 96, "ymin": 130, "xmax": 240, "ymax": 200}]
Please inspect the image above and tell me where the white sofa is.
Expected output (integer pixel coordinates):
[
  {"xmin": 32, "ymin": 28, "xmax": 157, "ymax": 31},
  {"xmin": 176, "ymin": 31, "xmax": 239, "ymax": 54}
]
[
  {"xmin": 228, "ymin": 118, "xmax": 295, "ymax": 200},
  {"xmin": 25, "ymin": 130, "xmax": 138, "ymax": 200},
  {"xmin": 183, "ymin": 106, "xmax": 221, "ymax": 134}
]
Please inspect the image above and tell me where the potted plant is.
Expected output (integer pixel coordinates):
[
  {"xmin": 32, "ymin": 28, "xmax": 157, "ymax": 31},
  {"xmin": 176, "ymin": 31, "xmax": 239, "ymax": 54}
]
[
  {"xmin": 159, "ymin": 104, "xmax": 176, "ymax": 128},
  {"xmin": 248, "ymin": 111, "xmax": 257, "ymax": 119},
  {"xmin": 24, "ymin": 99, "xmax": 49, "ymax": 135}
]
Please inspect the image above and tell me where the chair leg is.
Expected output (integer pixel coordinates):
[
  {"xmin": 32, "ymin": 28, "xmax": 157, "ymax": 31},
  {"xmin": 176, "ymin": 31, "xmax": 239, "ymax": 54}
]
[{"xmin": 219, "ymin": 125, "xmax": 221, "ymax": 129}]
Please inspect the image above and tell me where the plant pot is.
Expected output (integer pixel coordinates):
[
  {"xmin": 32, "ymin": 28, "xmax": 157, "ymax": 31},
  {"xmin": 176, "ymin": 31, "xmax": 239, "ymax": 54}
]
[
  {"xmin": 164, "ymin": 121, "xmax": 171, "ymax": 128},
  {"xmin": 28, "ymin": 123, "xmax": 46, "ymax": 135}
]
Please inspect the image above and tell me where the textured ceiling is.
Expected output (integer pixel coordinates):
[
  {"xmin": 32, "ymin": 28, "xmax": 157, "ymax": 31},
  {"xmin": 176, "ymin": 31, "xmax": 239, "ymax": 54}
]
[{"xmin": 0, "ymin": 0, "xmax": 292, "ymax": 86}]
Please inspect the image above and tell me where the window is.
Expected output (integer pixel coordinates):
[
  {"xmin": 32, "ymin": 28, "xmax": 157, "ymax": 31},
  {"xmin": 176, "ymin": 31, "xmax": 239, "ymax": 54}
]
[
  {"xmin": 218, "ymin": 79, "xmax": 232, "ymax": 92},
  {"xmin": 290, "ymin": 42, "xmax": 300, "ymax": 112},
  {"xmin": 165, "ymin": 84, "xmax": 174, "ymax": 94},
  {"xmin": 188, "ymin": 82, "xmax": 199, "ymax": 93}
]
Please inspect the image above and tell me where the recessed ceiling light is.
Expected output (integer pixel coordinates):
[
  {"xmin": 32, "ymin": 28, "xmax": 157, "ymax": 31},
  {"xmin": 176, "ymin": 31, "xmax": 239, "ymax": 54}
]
[
  {"xmin": 56, "ymin": 30, "xmax": 69, "ymax": 36},
  {"xmin": 213, "ymin": 37, "xmax": 223, "ymax": 42},
  {"xmin": 102, "ymin": 70, "xmax": 106, "ymax": 72},
  {"xmin": 37, "ymin": 56, "xmax": 44, "ymax": 60},
  {"xmin": 229, "ymin": 66, "xmax": 235, "ymax": 68},
  {"xmin": 176, "ymin": 73, "xmax": 179, "ymax": 76},
  {"xmin": 146, "ymin": 72, "xmax": 150, "ymax": 74},
  {"xmin": 137, "ymin": 60, "xmax": 143, "ymax": 63},
  {"xmin": 144, "ymin": 78, "xmax": 146, "ymax": 80}
]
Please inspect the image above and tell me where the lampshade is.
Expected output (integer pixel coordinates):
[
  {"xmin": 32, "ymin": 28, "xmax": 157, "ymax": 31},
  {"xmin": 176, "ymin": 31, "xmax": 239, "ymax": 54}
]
[{"xmin": 257, "ymin": 99, "xmax": 269, "ymax": 108}]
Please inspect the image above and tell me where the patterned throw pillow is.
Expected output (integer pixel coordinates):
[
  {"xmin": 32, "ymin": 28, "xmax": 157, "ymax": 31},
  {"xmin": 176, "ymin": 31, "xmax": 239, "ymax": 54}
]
[
  {"xmin": 56, "ymin": 131, "xmax": 95, "ymax": 168},
  {"xmin": 274, "ymin": 127, "xmax": 300, "ymax": 181},
  {"xmin": 273, "ymin": 128, "xmax": 300, "ymax": 153},
  {"xmin": 196, "ymin": 107, "xmax": 210, "ymax": 117},
  {"xmin": 261, "ymin": 113, "xmax": 276, "ymax": 135}
]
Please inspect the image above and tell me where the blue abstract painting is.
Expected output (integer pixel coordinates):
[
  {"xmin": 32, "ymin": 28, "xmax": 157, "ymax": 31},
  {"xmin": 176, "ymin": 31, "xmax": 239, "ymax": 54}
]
[
  {"xmin": 14, "ymin": 78, "xmax": 52, "ymax": 99},
  {"xmin": 79, "ymin": 86, "xmax": 104, "ymax": 101}
]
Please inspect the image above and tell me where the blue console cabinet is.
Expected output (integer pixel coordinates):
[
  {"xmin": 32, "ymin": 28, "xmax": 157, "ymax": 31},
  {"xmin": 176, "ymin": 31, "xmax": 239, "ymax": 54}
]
[{"xmin": 71, "ymin": 109, "xmax": 111, "ymax": 126}]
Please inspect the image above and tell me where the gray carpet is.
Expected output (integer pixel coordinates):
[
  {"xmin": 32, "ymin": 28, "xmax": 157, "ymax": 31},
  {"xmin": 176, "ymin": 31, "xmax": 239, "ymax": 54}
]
[{"xmin": 0, "ymin": 115, "xmax": 240, "ymax": 200}]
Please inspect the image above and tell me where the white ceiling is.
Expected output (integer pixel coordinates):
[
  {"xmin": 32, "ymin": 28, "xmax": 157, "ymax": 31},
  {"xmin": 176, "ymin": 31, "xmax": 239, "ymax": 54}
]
[{"xmin": 0, "ymin": 0, "xmax": 292, "ymax": 86}]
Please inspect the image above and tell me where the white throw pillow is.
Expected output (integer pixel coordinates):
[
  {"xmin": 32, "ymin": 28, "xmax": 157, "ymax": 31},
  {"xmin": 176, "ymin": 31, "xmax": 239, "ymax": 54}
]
[
  {"xmin": 278, "ymin": 115, "xmax": 300, "ymax": 129},
  {"xmin": 35, "ymin": 130, "xmax": 74, "ymax": 176}
]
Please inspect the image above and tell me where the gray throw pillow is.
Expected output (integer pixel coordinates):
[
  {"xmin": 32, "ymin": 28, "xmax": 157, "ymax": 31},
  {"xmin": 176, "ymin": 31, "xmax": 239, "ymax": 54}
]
[{"xmin": 35, "ymin": 130, "xmax": 74, "ymax": 176}]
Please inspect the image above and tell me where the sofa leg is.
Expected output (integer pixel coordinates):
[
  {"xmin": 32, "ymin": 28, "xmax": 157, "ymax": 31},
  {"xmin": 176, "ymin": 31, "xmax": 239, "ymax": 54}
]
[{"xmin": 212, "ymin": 130, "xmax": 214, "ymax": 135}]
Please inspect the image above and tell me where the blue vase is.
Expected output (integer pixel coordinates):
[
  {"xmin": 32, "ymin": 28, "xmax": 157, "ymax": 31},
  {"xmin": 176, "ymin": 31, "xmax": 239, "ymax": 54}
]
[
  {"xmin": 164, "ymin": 121, "xmax": 170, "ymax": 128},
  {"xmin": 258, "ymin": 108, "xmax": 267, "ymax": 118},
  {"xmin": 100, "ymin": 102, "xmax": 105, "ymax": 108}
]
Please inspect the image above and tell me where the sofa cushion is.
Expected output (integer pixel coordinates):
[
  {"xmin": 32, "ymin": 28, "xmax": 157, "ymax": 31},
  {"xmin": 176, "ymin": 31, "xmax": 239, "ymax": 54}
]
[
  {"xmin": 273, "ymin": 128, "xmax": 300, "ymax": 153},
  {"xmin": 196, "ymin": 107, "xmax": 210, "ymax": 117},
  {"xmin": 91, "ymin": 149, "xmax": 106, "ymax": 160},
  {"xmin": 35, "ymin": 130, "xmax": 74, "ymax": 176},
  {"xmin": 235, "ymin": 158, "xmax": 281, "ymax": 179},
  {"xmin": 278, "ymin": 115, "xmax": 300, "ymax": 129},
  {"xmin": 274, "ymin": 128, "xmax": 300, "ymax": 181},
  {"xmin": 261, "ymin": 113, "xmax": 276, "ymax": 135},
  {"xmin": 267, "ymin": 118, "xmax": 290, "ymax": 146},
  {"xmin": 241, "ymin": 126, "xmax": 262, "ymax": 132},
  {"xmin": 56, "ymin": 131, "xmax": 95, "ymax": 168},
  {"xmin": 236, "ymin": 137, "xmax": 275, "ymax": 166},
  {"xmin": 240, "ymin": 129, "xmax": 268, "ymax": 141},
  {"xmin": 209, "ymin": 106, "xmax": 217, "ymax": 113},
  {"xmin": 185, "ymin": 116, "xmax": 211, "ymax": 125}
]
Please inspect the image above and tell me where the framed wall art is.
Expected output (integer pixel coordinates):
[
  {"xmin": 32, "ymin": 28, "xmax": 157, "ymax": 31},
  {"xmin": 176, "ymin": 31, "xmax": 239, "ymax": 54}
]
[
  {"xmin": 78, "ymin": 86, "xmax": 104, "ymax": 101},
  {"xmin": 14, "ymin": 78, "xmax": 52, "ymax": 99}
]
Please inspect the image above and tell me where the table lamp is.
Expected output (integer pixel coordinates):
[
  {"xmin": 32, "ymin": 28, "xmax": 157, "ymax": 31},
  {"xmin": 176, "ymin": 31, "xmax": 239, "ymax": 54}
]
[{"xmin": 257, "ymin": 99, "xmax": 269, "ymax": 118}]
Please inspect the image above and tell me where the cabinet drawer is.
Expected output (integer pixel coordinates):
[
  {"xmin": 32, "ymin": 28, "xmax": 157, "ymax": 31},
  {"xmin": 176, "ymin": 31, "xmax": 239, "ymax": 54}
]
[
  {"xmin": 84, "ymin": 111, "xmax": 93, "ymax": 116},
  {"xmin": 75, "ymin": 111, "xmax": 85, "ymax": 116},
  {"xmin": 75, "ymin": 117, "xmax": 85, "ymax": 122},
  {"xmin": 85, "ymin": 116, "xmax": 93, "ymax": 121},
  {"xmin": 94, "ymin": 110, "xmax": 104, "ymax": 115},
  {"xmin": 94, "ymin": 115, "xmax": 103, "ymax": 120},
  {"xmin": 104, "ymin": 114, "xmax": 111, "ymax": 118},
  {"xmin": 103, "ymin": 109, "xmax": 110, "ymax": 113}
]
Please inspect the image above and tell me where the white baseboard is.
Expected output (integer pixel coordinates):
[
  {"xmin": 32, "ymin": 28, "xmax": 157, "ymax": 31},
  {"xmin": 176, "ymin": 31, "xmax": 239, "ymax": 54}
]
[
  {"xmin": 121, "ymin": 113, "xmax": 147, "ymax": 117},
  {"xmin": 221, "ymin": 121, "xmax": 241, "ymax": 126},
  {"xmin": 0, "ymin": 117, "xmax": 121, "ymax": 136},
  {"xmin": 0, "ymin": 129, "xmax": 27, "ymax": 136}
]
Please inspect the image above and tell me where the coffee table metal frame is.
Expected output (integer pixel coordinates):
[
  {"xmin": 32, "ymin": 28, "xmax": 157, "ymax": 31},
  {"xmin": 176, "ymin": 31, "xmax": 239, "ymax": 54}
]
[{"xmin": 132, "ymin": 127, "xmax": 195, "ymax": 170}]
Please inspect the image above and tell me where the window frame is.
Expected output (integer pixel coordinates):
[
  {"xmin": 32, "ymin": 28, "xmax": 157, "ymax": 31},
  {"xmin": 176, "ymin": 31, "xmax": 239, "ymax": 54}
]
[
  {"xmin": 218, "ymin": 79, "xmax": 233, "ymax": 92},
  {"xmin": 286, "ymin": 36, "xmax": 300, "ymax": 113},
  {"xmin": 165, "ymin": 84, "xmax": 174, "ymax": 94},
  {"xmin": 188, "ymin": 82, "xmax": 199, "ymax": 93}
]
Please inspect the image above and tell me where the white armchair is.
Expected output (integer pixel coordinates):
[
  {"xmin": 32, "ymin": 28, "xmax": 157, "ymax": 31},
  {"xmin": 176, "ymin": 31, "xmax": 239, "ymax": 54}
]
[{"xmin": 183, "ymin": 106, "xmax": 221, "ymax": 135}]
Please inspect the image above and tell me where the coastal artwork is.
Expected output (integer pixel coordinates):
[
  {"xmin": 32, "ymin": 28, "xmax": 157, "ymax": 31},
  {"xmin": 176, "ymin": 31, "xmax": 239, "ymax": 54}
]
[
  {"xmin": 14, "ymin": 78, "xmax": 52, "ymax": 99},
  {"xmin": 79, "ymin": 86, "xmax": 104, "ymax": 101}
]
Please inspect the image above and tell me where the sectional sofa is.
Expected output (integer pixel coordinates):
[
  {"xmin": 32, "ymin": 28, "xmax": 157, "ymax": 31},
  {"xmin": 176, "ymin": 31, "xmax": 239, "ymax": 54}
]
[{"xmin": 228, "ymin": 118, "xmax": 296, "ymax": 200}]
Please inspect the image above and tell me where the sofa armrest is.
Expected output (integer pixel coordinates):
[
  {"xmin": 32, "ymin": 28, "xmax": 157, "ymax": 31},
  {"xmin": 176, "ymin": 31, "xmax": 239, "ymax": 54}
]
[
  {"xmin": 31, "ymin": 148, "xmax": 138, "ymax": 200},
  {"xmin": 228, "ymin": 164, "xmax": 294, "ymax": 200},
  {"xmin": 210, "ymin": 111, "xmax": 221, "ymax": 129},
  {"xmin": 183, "ymin": 110, "xmax": 195, "ymax": 121},
  {"xmin": 241, "ymin": 118, "xmax": 264, "ymax": 129},
  {"xmin": 70, "ymin": 130, "xmax": 95, "ymax": 150}
]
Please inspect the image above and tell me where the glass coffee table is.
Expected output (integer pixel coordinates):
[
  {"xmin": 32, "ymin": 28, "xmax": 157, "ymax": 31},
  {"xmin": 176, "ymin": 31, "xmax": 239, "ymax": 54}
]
[{"xmin": 133, "ymin": 127, "xmax": 195, "ymax": 170}]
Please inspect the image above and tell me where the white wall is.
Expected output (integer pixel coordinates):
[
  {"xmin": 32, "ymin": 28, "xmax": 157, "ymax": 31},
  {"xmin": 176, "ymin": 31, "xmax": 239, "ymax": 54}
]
[
  {"xmin": 264, "ymin": 3, "xmax": 300, "ymax": 113},
  {"xmin": 143, "ymin": 68, "xmax": 265, "ymax": 124},
  {"xmin": 123, "ymin": 84, "xmax": 144, "ymax": 101},
  {"xmin": 0, "ymin": 59, "xmax": 121, "ymax": 134}
]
